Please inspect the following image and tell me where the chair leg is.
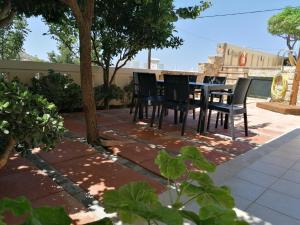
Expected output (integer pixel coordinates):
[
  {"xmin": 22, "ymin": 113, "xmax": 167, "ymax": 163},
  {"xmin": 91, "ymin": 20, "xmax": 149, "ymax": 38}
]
[
  {"xmin": 158, "ymin": 106, "xmax": 165, "ymax": 129},
  {"xmin": 150, "ymin": 105, "xmax": 156, "ymax": 127},
  {"xmin": 181, "ymin": 110, "xmax": 188, "ymax": 136},
  {"xmin": 193, "ymin": 109, "xmax": 196, "ymax": 120},
  {"xmin": 179, "ymin": 111, "xmax": 183, "ymax": 123},
  {"xmin": 129, "ymin": 95, "xmax": 135, "ymax": 114},
  {"xmin": 224, "ymin": 114, "xmax": 228, "ymax": 129},
  {"xmin": 215, "ymin": 112, "xmax": 220, "ymax": 129},
  {"xmin": 133, "ymin": 102, "xmax": 139, "ymax": 122},
  {"xmin": 174, "ymin": 109, "xmax": 178, "ymax": 124},
  {"xmin": 207, "ymin": 109, "xmax": 212, "ymax": 131},
  {"xmin": 157, "ymin": 105, "xmax": 161, "ymax": 118},
  {"xmin": 145, "ymin": 105, "xmax": 148, "ymax": 119},
  {"xmin": 220, "ymin": 113, "xmax": 224, "ymax": 126},
  {"xmin": 230, "ymin": 113, "xmax": 235, "ymax": 140},
  {"xmin": 165, "ymin": 108, "xmax": 168, "ymax": 116},
  {"xmin": 244, "ymin": 112, "xmax": 249, "ymax": 136}
]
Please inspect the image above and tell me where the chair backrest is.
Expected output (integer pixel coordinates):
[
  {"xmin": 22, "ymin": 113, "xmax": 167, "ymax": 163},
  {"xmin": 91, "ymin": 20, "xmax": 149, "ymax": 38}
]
[
  {"xmin": 203, "ymin": 76, "xmax": 214, "ymax": 84},
  {"xmin": 133, "ymin": 72, "xmax": 139, "ymax": 95},
  {"xmin": 231, "ymin": 78, "xmax": 252, "ymax": 105},
  {"xmin": 164, "ymin": 75, "xmax": 190, "ymax": 103},
  {"xmin": 188, "ymin": 75, "xmax": 197, "ymax": 82},
  {"xmin": 212, "ymin": 76, "xmax": 226, "ymax": 84},
  {"xmin": 135, "ymin": 72, "xmax": 157, "ymax": 98},
  {"xmin": 203, "ymin": 76, "xmax": 226, "ymax": 84},
  {"xmin": 188, "ymin": 75, "xmax": 197, "ymax": 91}
]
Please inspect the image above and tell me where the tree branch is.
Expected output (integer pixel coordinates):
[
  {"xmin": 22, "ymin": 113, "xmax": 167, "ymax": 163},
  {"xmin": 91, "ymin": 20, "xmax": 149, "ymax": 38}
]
[
  {"xmin": 59, "ymin": 0, "xmax": 83, "ymax": 23},
  {"xmin": 0, "ymin": 0, "xmax": 15, "ymax": 28}
]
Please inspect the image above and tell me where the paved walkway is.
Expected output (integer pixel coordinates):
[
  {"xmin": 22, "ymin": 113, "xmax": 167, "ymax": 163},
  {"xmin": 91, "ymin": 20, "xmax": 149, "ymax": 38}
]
[
  {"xmin": 210, "ymin": 128, "xmax": 300, "ymax": 225},
  {"xmin": 1, "ymin": 102, "xmax": 300, "ymax": 224}
]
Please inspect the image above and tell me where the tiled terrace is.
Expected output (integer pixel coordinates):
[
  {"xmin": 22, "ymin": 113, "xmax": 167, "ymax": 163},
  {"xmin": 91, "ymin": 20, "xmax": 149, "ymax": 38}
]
[{"xmin": 1, "ymin": 100, "xmax": 300, "ymax": 224}]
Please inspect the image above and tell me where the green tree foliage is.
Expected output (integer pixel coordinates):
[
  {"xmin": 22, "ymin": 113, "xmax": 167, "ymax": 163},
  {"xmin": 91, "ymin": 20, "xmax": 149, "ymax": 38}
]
[
  {"xmin": 102, "ymin": 146, "xmax": 249, "ymax": 225},
  {"xmin": 0, "ymin": 15, "xmax": 29, "ymax": 60},
  {"xmin": 268, "ymin": 7, "xmax": 300, "ymax": 51},
  {"xmin": 0, "ymin": 77, "xmax": 65, "ymax": 169},
  {"xmin": 0, "ymin": 197, "xmax": 71, "ymax": 225},
  {"xmin": 45, "ymin": 0, "xmax": 211, "ymax": 108},
  {"xmin": 31, "ymin": 70, "xmax": 82, "ymax": 112},
  {"xmin": 47, "ymin": 43, "xmax": 79, "ymax": 64}
]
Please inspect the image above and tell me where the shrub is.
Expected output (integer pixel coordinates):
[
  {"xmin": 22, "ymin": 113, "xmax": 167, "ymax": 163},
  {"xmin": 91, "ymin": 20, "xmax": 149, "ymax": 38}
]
[
  {"xmin": 0, "ymin": 78, "xmax": 65, "ymax": 169},
  {"xmin": 31, "ymin": 69, "xmax": 82, "ymax": 112},
  {"xmin": 94, "ymin": 84, "xmax": 124, "ymax": 108},
  {"xmin": 100, "ymin": 146, "xmax": 249, "ymax": 225},
  {"xmin": 123, "ymin": 79, "xmax": 134, "ymax": 104}
]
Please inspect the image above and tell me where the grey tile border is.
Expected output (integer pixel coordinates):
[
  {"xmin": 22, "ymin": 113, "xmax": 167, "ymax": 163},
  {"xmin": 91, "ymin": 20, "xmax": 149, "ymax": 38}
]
[
  {"xmin": 256, "ymin": 189, "xmax": 300, "ymax": 220},
  {"xmin": 25, "ymin": 153, "xmax": 102, "ymax": 209},
  {"xmin": 210, "ymin": 128, "xmax": 300, "ymax": 183},
  {"xmin": 270, "ymin": 179, "xmax": 300, "ymax": 200},
  {"xmin": 244, "ymin": 203, "xmax": 300, "ymax": 225}
]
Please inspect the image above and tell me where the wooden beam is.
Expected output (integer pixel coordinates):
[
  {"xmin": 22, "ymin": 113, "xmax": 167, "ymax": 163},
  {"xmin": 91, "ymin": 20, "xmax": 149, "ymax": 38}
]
[{"xmin": 289, "ymin": 48, "xmax": 300, "ymax": 105}]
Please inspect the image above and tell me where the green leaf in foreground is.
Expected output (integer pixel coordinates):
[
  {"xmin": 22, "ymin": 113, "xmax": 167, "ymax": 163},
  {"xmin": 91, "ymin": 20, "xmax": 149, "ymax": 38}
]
[
  {"xmin": 0, "ymin": 197, "xmax": 71, "ymax": 225},
  {"xmin": 155, "ymin": 150, "xmax": 186, "ymax": 180},
  {"xmin": 180, "ymin": 146, "xmax": 216, "ymax": 172},
  {"xmin": 103, "ymin": 181, "xmax": 183, "ymax": 225}
]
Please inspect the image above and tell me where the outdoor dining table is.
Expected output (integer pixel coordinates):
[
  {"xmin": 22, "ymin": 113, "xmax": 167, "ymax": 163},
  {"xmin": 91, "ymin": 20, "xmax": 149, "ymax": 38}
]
[{"xmin": 157, "ymin": 80, "xmax": 234, "ymax": 134}]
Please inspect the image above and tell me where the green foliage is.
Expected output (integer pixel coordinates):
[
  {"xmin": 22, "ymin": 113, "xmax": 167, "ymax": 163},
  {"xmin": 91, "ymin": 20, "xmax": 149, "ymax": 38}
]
[
  {"xmin": 0, "ymin": 197, "xmax": 71, "ymax": 225},
  {"xmin": 45, "ymin": 0, "xmax": 211, "ymax": 96},
  {"xmin": 0, "ymin": 78, "xmax": 65, "ymax": 155},
  {"xmin": 47, "ymin": 43, "xmax": 79, "ymax": 64},
  {"xmin": 103, "ymin": 182, "xmax": 183, "ymax": 225},
  {"xmin": 268, "ymin": 7, "xmax": 300, "ymax": 50},
  {"xmin": 94, "ymin": 84, "xmax": 124, "ymax": 107},
  {"xmin": 31, "ymin": 69, "xmax": 82, "ymax": 112},
  {"xmin": 0, "ymin": 16, "xmax": 29, "ymax": 60},
  {"xmin": 103, "ymin": 146, "xmax": 249, "ymax": 225}
]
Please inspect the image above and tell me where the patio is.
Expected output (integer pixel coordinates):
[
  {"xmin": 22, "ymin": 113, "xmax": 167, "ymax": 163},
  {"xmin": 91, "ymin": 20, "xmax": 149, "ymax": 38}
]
[{"xmin": 1, "ymin": 99, "xmax": 300, "ymax": 224}]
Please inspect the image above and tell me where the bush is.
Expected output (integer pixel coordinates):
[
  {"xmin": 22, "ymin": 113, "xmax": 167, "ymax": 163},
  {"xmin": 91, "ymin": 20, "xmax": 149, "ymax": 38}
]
[
  {"xmin": 123, "ymin": 79, "xmax": 134, "ymax": 103},
  {"xmin": 94, "ymin": 84, "xmax": 124, "ymax": 107},
  {"xmin": 0, "ymin": 78, "xmax": 65, "ymax": 169},
  {"xmin": 31, "ymin": 69, "xmax": 82, "ymax": 112}
]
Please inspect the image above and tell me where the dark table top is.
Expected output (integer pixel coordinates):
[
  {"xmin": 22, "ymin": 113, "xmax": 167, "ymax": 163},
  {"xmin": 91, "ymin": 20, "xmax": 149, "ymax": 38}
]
[{"xmin": 157, "ymin": 80, "xmax": 233, "ymax": 90}]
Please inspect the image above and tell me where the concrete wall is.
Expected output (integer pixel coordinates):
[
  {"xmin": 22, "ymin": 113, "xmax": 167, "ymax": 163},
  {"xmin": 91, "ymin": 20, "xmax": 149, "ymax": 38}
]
[
  {"xmin": 0, "ymin": 60, "xmax": 203, "ymax": 105},
  {"xmin": 219, "ymin": 65, "xmax": 299, "ymax": 104},
  {"xmin": 217, "ymin": 43, "xmax": 283, "ymax": 68}
]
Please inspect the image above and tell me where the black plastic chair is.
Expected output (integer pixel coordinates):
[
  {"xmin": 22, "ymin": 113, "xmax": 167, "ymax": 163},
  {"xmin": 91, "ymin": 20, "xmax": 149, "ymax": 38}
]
[
  {"xmin": 207, "ymin": 78, "xmax": 252, "ymax": 140},
  {"xmin": 188, "ymin": 75, "xmax": 198, "ymax": 119},
  {"xmin": 133, "ymin": 73, "xmax": 163, "ymax": 127},
  {"xmin": 129, "ymin": 72, "xmax": 139, "ymax": 114},
  {"xmin": 206, "ymin": 76, "xmax": 227, "ymax": 128},
  {"xmin": 159, "ymin": 75, "xmax": 200, "ymax": 136}
]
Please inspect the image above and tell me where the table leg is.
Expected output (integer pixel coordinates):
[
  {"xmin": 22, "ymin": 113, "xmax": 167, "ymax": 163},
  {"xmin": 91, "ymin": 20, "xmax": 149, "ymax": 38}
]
[
  {"xmin": 139, "ymin": 103, "xmax": 143, "ymax": 119},
  {"xmin": 197, "ymin": 87, "xmax": 209, "ymax": 134}
]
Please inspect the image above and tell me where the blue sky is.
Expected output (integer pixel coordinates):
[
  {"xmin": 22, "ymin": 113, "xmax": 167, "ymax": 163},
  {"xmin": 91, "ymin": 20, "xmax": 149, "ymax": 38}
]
[{"xmin": 24, "ymin": 0, "xmax": 300, "ymax": 71}]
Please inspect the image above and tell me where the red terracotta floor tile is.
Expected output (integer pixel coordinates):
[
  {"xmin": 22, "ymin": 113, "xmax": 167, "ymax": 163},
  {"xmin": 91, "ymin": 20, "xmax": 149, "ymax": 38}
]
[
  {"xmin": 0, "ymin": 154, "xmax": 36, "ymax": 177},
  {"xmin": 0, "ymin": 169, "xmax": 62, "ymax": 200},
  {"xmin": 36, "ymin": 139, "xmax": 97, "ymax": 164},
  {"xmin": 63, "ymin": 116, "xmax": 86, "ymax": 136},
  {"xmin": 53, "ymin": 153, "xmax": 165, "ymax": 200},
  {"xmin": 108, "ymin": 142, "xmax": 158, "ymax": 164},
  {"xmin": 33, "ymin": 191, "xmax": 99, "ymax": 225}
]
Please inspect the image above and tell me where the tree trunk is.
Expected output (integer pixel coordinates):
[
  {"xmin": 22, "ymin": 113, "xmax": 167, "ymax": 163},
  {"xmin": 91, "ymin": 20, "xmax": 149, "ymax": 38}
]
[
  {"xmin": 79, "ymin": 24, "xmax": 98, "ymax": 143},
  {"xmin": 0, "ymin": 137, "xmax": 16, "ymax": 170},
  {"xmin": 289, "ymin": 48, "xmax": 300, "ymax": 105},
  {"xmin": 62, "ymin": 0, "xmax": 98, "ymax": 144}
]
